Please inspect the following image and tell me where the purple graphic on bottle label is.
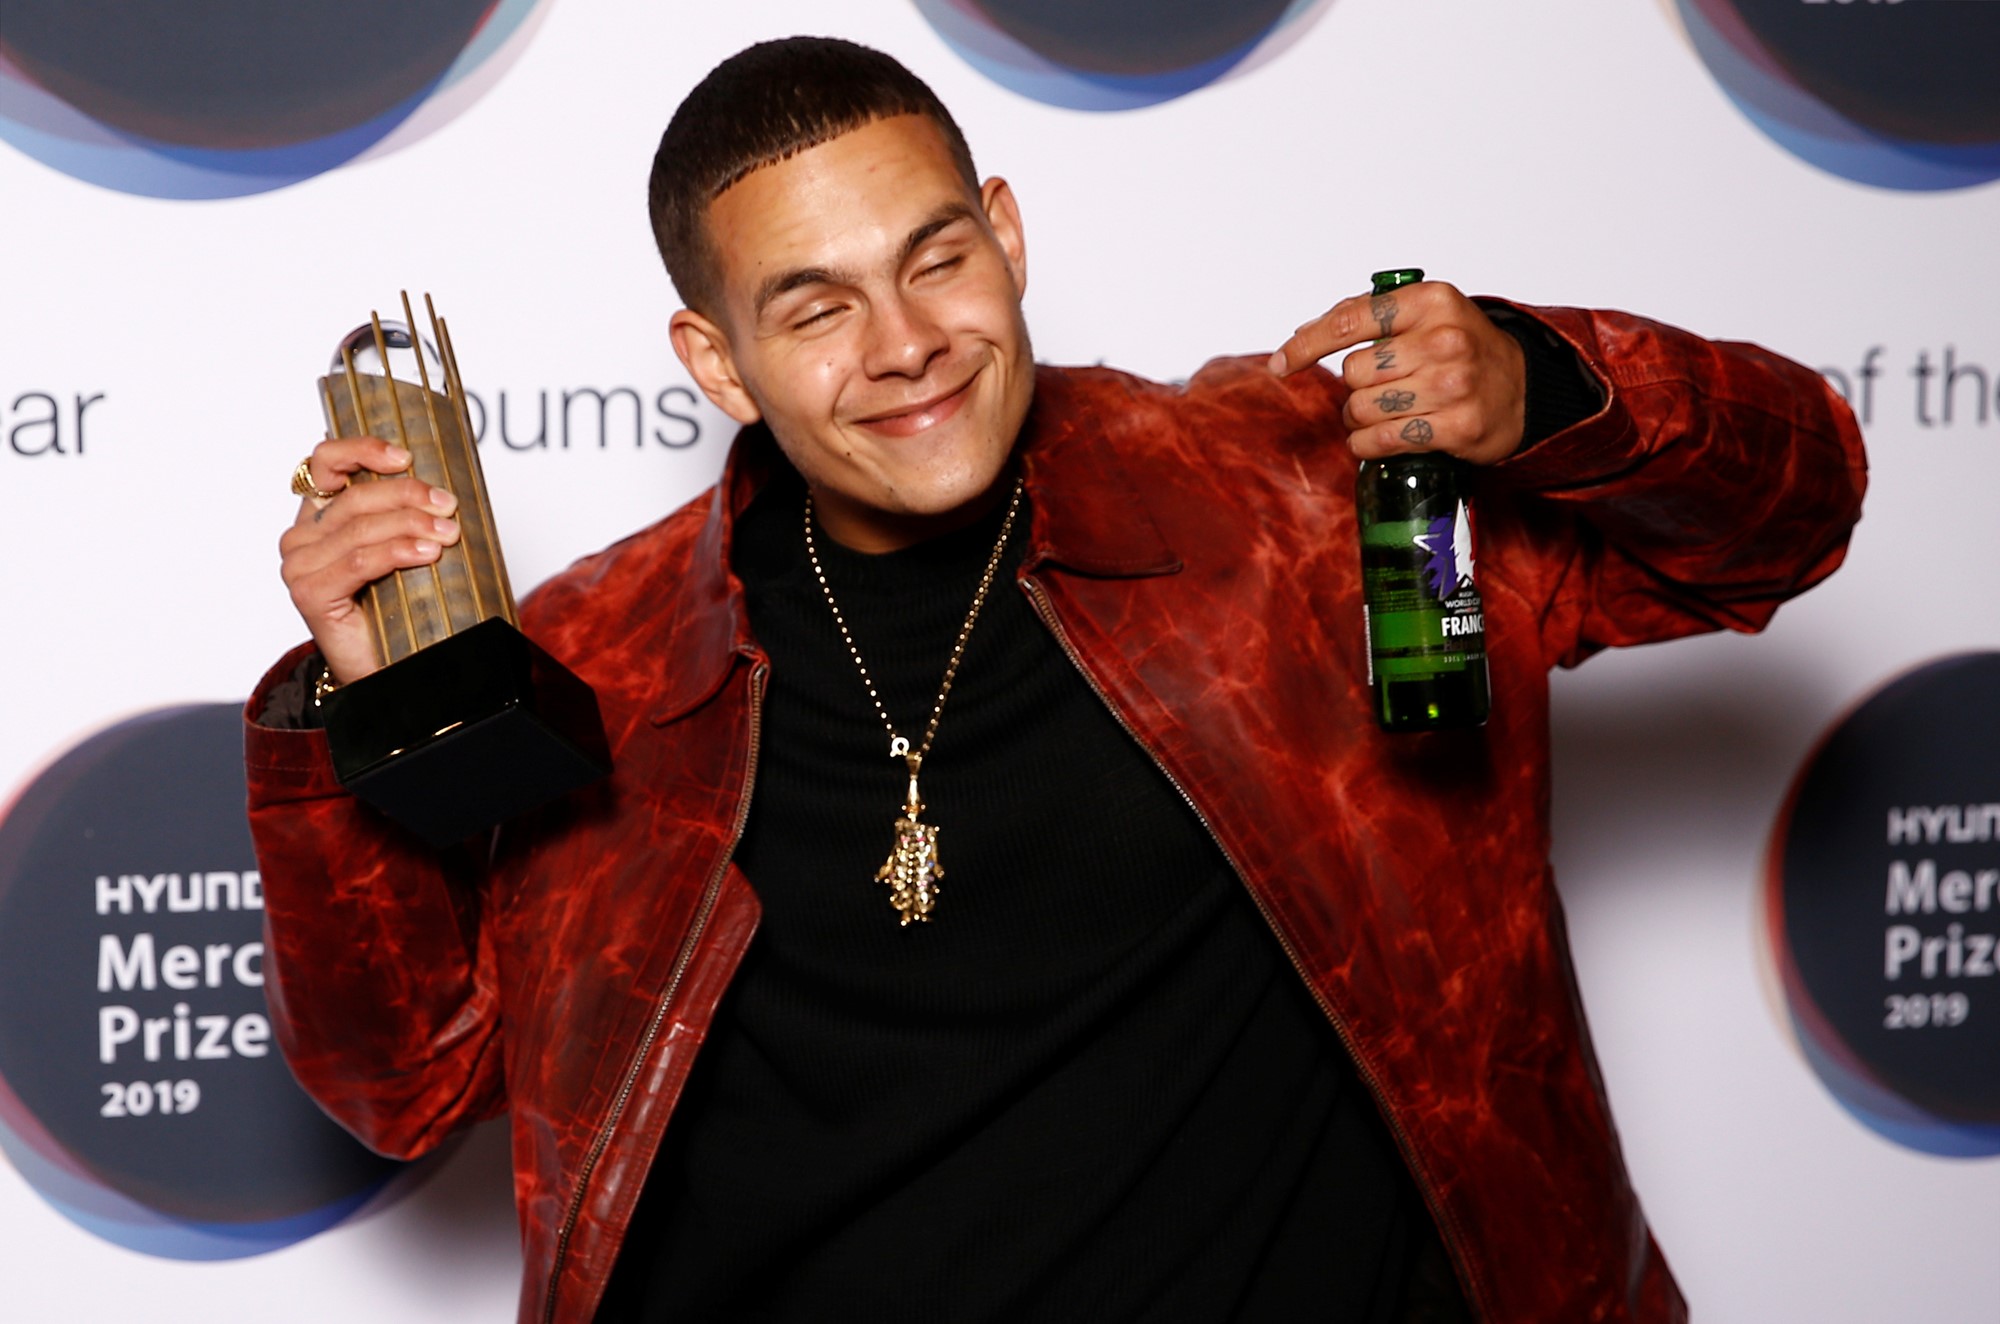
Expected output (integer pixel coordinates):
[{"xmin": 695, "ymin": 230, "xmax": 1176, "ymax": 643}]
[
  {"xmin": 1414, "ymin": 500, "xmax": 1477, "ymax": 602},
  {"xmin": 1420, "ymin": 515, "xmax": 1457, "ymax": 600}
]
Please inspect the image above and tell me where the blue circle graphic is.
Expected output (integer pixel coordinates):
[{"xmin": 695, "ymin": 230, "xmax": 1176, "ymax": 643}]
[
  {"xmin": 0, "ymin": 0, "xmax": 553, "ymax": 199},
  {"xmin": 1676, "ymin": 0, "xmax": 2000, "ymax": 192},
  {"xmin": 914, "ymin": 0, "xmax": 1334, "ymax": 112},
  {"xmin": 1767, "ymin": 654, "xmax": 2000, "ymax": 1158},
  {"xmin": 0, "ymin": 706, "xmax": 410, "ymax": 1258}
]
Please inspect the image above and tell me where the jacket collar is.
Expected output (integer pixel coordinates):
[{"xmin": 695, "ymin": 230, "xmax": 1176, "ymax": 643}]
[
  {"xmin": 1016, "ymin": 365, "xmax": 1181, "ymax": 580},
  {"xmin": 648, "ymin": 364, "xmax": 1180, "ymax": 725}
]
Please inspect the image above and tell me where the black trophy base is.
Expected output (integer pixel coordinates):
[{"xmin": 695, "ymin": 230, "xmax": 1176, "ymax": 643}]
[{"xmin": 320, "ymin": 617, "xmax": 612, "ymax": 847}]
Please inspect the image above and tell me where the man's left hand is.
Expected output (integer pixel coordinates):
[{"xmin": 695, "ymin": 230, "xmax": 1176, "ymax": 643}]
[{"xmin": 1268, "ymin": 280, "xmax": 1527, "ymax": 466}]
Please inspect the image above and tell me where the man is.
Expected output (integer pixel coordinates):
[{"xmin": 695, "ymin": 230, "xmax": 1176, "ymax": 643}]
[{"xmin": 252, "ymin": 36, "xmax": 1866, "ymax": 1324}]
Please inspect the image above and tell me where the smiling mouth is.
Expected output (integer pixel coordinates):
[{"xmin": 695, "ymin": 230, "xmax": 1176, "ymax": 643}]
[{"xmin": 853, "ymin": 371, "xmax": 979, "ymax": 438}]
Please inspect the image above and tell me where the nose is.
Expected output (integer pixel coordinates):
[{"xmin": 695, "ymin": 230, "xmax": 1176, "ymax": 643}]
[{"xmin": 862, "ymin": 291, "xmax": 948, "ymax": 380}]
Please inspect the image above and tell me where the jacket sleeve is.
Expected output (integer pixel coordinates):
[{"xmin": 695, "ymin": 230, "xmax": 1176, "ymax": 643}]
[
  {"xmin": 245, "ymin": 640, "xmax": 506, "ymax": 1159},
  {"xmin": 1478, "ymin": 303, "xmax": 1868, "ymax": 670}
]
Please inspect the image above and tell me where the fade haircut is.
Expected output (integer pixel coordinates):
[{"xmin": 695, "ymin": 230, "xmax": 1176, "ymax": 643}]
[{"xmin": 648, "ymin": 36, "xmax": 980, "ymax": 319}]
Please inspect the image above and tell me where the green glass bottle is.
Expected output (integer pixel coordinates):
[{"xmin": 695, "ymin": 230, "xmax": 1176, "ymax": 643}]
[{"xmin": 1355, "ymin": 268, "xmax": 1490, "ymax": 732}]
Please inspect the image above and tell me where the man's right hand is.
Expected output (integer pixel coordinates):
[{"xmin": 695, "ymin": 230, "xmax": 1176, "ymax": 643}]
[{"xmin": 279, "ymin": 437, "xmax": 461, "ymax": 685}]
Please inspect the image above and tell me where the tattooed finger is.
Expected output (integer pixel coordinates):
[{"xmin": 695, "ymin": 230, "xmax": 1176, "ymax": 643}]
[
  {"xmin": 1376, "ymin": 390, "xmax": 1416, "ymax": 415},
  {"xmin": 1400, "ymin": 419, "xmax": 1435, "ymax": 446},
  {"xmin": 1369, "ymin": 293, "xmax": 1398, "ymax": 341}
]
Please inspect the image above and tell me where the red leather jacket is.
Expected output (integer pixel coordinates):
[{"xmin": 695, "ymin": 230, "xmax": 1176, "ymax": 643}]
[{"xmin": 245, "ymin": 305, "xmax": 1865, "ymax": 1324}]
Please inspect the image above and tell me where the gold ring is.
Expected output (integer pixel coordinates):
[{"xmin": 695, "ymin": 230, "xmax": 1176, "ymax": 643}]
[{"xmin": 290, "ymin": 458, "xmax": 343, "ymax": 502}]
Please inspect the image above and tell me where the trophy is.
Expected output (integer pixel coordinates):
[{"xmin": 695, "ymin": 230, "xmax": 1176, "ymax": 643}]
[{"xmin": 313, "ymin": 293, "xmax": 611, "ymax": 846}]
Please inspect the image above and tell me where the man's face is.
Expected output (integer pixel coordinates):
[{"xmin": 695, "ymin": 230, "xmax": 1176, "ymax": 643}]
[{"xmin": 671, "ymin": 114, "xmax": 1034, "ymax": 553}]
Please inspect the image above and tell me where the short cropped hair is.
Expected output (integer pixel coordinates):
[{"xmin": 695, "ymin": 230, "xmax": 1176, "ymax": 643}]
[{"xmin": 647, "ymin": 36, "xmax": 980, "ymax": 318}]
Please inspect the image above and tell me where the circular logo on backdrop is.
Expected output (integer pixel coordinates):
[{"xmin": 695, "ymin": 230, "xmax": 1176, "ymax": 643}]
[
  {"xmin": 0, "ymin": 0, "xmax": 554, "ymax": 199},
  {"xmin": 1766, "ymin": 654, "xmax": 2000, "ymax": 1157},
  {"xmin": 1673, "ymin": 0, "xmax": 2000, "ymax": 191},
  {"xmin": 914, "ymin": 0, "xmax": 1335, "ymax": 111},
  {"xmin": 0, "ymin": 706, "xmax": 406, "ymax": 1258}
]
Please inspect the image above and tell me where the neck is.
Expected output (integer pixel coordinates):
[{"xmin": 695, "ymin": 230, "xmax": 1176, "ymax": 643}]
[{"xmin": 809, "ymin": 475, "xmax": 1013, "ymax": 554}]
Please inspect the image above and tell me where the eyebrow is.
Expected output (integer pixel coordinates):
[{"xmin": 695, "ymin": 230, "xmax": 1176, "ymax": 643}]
[{"xmin": 751, "ymin": 202, "xmax": 980, "ymax": 319}]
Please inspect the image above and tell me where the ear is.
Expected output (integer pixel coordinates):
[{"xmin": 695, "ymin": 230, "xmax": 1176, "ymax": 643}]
[
  {"xmin": 980, "ymin": 176, "xmax": 1028, "ymax": 298},
  {"xmin": 670, "ymin": 308, "xmax": 762, "ymax": 426}
]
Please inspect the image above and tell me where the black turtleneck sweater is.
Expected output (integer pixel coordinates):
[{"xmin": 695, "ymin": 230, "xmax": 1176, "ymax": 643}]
[{"xmin": 595, "ymin": 471, "xmax": 1469, "ymax": 1323}]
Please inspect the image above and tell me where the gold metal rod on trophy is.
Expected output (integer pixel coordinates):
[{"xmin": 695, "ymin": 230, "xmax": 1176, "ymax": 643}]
[
  {"xmin": 430, "ymin": 312, "xmax": 500, "ymax": 628},
  {"xmin": 430, "ymin": 311, "xmax": 499, "ymax": 600},
  {"xmin": 430, "ymin": 308, "xmax": 507, "ymax": 624},
  {"xmin": 401, "ymin": 290, "xmax": 488, "ymax": 625},
  {"xmin": 370, "ymin": 313, "xmax": 453, "ymax": 635},
  {"xmin": 428, "ymin": 299, "xmax": 503, "ymax": 626},
  {"xmin": 321, "ymin": 375, "xmax": 391, "ymax": 668},
  {"xmin": 435, "ymin": 308, "xmax": 518, "ymax": 625},
  {"xmin": 344, "ymin": 343, "xmax": 421, "ymax": 658}
]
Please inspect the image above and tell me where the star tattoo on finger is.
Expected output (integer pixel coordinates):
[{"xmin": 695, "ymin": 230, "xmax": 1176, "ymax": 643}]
[
  {"xmin": 1377, "ymin": 389, "xmax": 1417, "ymax": 415},
  {"xmin": 1400, "ymin": 419, "xmax": 1435, "ymax": 446}
]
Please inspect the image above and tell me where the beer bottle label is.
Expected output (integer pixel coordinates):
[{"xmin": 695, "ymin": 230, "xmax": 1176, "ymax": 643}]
[{"xmin": 1360, "ymin": 496, "xmax": 1486, "ymax": 681}]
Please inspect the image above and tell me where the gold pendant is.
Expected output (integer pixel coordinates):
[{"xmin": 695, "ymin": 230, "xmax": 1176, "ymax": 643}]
[{"xmin": 876, "ymin": 746, "xmax": 943, "ymax": 925}]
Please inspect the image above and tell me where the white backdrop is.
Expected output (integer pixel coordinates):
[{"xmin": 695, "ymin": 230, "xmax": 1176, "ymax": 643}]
[{"xmin": 1, "ymin": 1, "xmax": 1995, "ymax": 1319}]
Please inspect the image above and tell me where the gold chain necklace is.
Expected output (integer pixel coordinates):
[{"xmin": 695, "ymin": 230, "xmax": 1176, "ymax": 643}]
[{"xmin": 803, "ymin": 477, "xmax": 1026, "ymax": 926}]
